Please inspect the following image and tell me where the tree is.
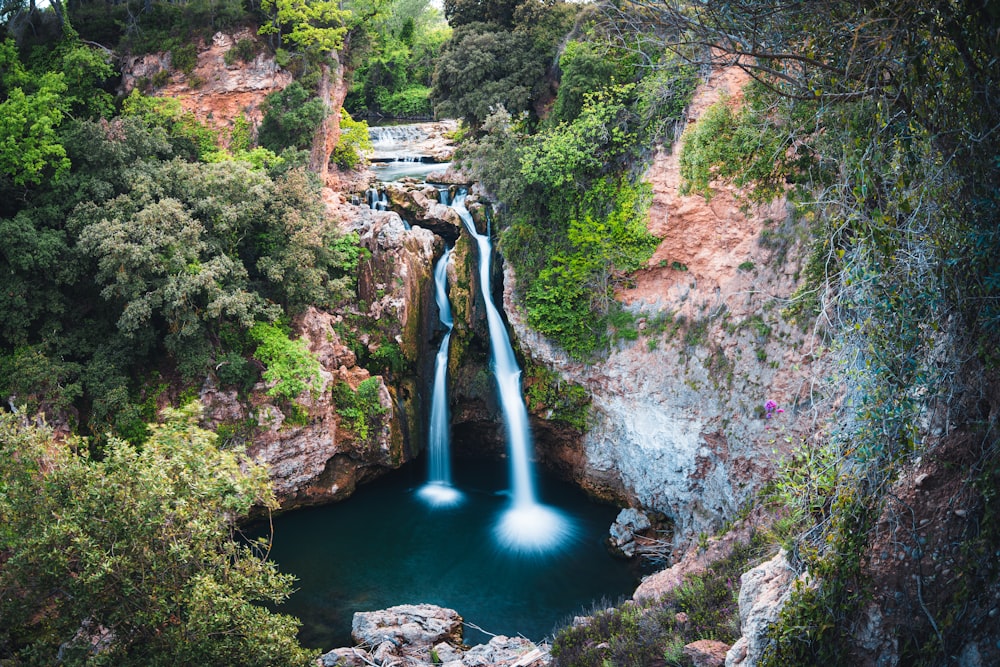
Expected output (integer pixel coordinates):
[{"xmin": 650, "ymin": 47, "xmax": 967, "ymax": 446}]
[
  {"xmin": 259, "ymin": 0, "xmax": 351, "ymax": 179},
  {"xmin": 431, "ymin": 0, "xmax": 577, "ymax": 128},
  {"xmin": 0, "ymin": 39, "xmax": 70, "ymax": 186},
  {"xmin": 0, "ymin": 403, "xmax": 317, "ymax": 665}
]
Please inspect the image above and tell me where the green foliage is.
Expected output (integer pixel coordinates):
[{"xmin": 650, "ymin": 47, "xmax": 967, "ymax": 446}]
[
  {"xmin": 432, "ymin": 0, "xmax": 578, "ymax": 128},
  {"xmin": 257, "ymin": 82, "xmax": 326, "ymax": 153},
  {"xmin": 332, "ymin": 109, "xmax": 371, "ymax": 169},
  {"xmin": 224, "ymin": 38, "xmax": 258, "ymax": 66},
  {"xmin": 346, "ymin": 0, "xmax": 449, "ymax": 118},
  {"xmin": 332, "ymin": 377, "xmax": 388, "ymax": 441},
  {"xmin": 459, "ymin": 63, "xmax": 695, "ymax": 360},
  {"xmin": 550, "ymin": 40, "xmax": 631, "ymax": 125},
  {"xmin": 0, "ymin": 111, "xmax": 354, "ymax": 431},
  {"xmin": 249, "ymin": 322, "xmax": 322, "ymax": 402},
  {"xmin": 0, "ymin": 40, "xmax": 70, "ymax": 186},
  {"xmin": 519, "ymin": 176, "xmax": 657, "ymax": 359},
  {"xmin": 0, "ymin": 404, "xmax": 317, "ymax": 665},
  {"xmin": 678, "ymin": 93, "xmax": 794, "ymax": 204},
  {"xmin": 259, "ymin": 0, "xmax": 349, "ymax": 54},
  {"xmin": 121, "ymin": 89, "xmax": 219, "ymax": 161},
  {"xmin": 552, "ymin": 535, "xmax": 768, "ymax": 667},
  {"xmin": 523, "ymin": 361, "xmax": 590, "ymax": 431},
  {"xmin": 170, "ymin": 42, "xmax": 198, "ymax": 75},
  {"xmin": 379, "ymin": 84, "xmax": 433, "ymax": 117}
]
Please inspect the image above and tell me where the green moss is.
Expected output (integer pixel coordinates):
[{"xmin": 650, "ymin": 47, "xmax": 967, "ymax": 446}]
[{"xmin": 523, "ymin": 362, "xmax": 591, "ymax": 432}]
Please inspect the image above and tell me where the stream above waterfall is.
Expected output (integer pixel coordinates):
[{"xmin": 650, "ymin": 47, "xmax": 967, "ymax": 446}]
[{"xmin": 253, "ymin": 456, "xmax": 641, "ymax": 650}]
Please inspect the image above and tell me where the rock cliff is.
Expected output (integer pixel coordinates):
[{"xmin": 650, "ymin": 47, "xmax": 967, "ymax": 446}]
[
  {"xmin": 120, "ymin": 29, "xmax": 291, "ymax": 136},
  {"xmin": 505, "ymin": 66, "xmax": 834, "ymax": 551}
]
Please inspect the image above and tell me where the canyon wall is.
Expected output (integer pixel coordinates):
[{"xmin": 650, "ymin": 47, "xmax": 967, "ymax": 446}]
[{"xmin": 506, "ymin": 68, "xmax": 834, "ymax": 550}]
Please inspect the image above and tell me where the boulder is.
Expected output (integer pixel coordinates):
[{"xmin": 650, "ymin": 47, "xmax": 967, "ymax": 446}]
[
  {"xmin": 684, "ymin": 639, "xmax": 730, "ymax": 667},
  {"xmin": 351, "ymin": 604, "xmax": 463, "ymax": 648},
  {"xmin": 725, "ymin": 550, "xmax": 797, "ymax": 667}
]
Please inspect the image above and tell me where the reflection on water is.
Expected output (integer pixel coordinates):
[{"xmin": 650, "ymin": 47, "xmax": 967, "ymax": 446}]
[{"xmin": 252, "ymin": 457, "xmax": 639, "ymax": 650}]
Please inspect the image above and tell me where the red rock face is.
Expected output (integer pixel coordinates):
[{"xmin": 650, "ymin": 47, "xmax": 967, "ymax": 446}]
[
  {"xmin": 504, "ymin": 66, "xmax": 835, "ymax": 555},
  {"xmin": 120, "ymin": 30, "xmax": 293, "ymax": 141}
]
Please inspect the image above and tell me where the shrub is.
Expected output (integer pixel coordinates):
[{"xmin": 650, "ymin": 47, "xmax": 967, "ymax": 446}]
[
  {"xmin": 332, "ymin": 109, "xmax": 372, "ymax": 170},
  {"xmin": 249, "ymin": 322, "xmax": 322, "ymax": 402},
  {"xmin": 332, "ymin": 377, "xmax": 388, "ymax": 441}
]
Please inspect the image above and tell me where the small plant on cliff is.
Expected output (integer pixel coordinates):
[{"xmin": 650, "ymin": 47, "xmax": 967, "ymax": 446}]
[
  {"xmin": 249, "ymin": 322, "xmax": 322, "ymax": 402},
  {"xmin": 333, "ymin": 378, "xmax": 388, "ymax": 441},
  {"xmin": 523, "ymin": 362, "xmax": 590, "ymax": 431},
  {"xmin": 332, "ymin": 109, "xmax": 372, "ymax": 170}
]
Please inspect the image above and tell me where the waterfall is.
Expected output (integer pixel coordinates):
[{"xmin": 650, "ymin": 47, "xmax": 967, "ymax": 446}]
[
  {"xmin": 366, "ymin": 187, "xmax": 388, "ymax": 211},
  {"xmin": 451, "ymin": 191, "xmax": 574, "ymax": 553},
  {"xmin": 417, "ymin": 248, "xmax": 462, "ymax": 507}
]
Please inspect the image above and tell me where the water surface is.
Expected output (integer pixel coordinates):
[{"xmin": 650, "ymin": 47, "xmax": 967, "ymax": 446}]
[{"xmin": 256, "ymin": 457, "xmax": 639, "ymax": 650}]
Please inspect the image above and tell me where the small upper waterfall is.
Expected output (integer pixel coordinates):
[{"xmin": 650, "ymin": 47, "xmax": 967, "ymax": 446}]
[
  {"xmin": 451, "ymin": 191, "xmax": 575, "ymax": 553},
  {"xmin": 417, "ymin": 248, "xmax": 462, "ymax": 507}
]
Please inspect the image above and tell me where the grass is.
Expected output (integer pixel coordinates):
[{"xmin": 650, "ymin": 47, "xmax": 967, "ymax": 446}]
[{"xmin": 551, "ymin": 533, "xmax": 771, "ymax": 667}]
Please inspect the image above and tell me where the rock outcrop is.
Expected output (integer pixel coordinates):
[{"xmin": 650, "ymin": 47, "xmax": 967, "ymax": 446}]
[
  {"xmin": 504, "ymin": 65, "xmax": 833, "ymax": 552},
  {"xmin": 319, "ymin": 604, "xmax": 550, "ymax": 667},
  {"xmin": 120, "ymin": 29, "xmax": 291, "ymax": 136},
  {"xmin": 725, "ymin": 550, "xmax": 797, "ymax": 667},
  {"xmin": 199, "ymin": 197, "xmax": 439, "ymax": 509},
  {"xmin": 199, "ymin": 307, "xmax": 398, "ymax": 509}
]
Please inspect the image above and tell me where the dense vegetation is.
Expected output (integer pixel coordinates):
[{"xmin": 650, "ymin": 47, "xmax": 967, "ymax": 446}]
[
  {"xmin": 448, "ymin": 6, "xmax": 698, "ymax": 358},
  {"xmin": 0, "ymin": 405, "xmax": 317, "ymax": 665},
  {"xmin": 2, "ymin": 0, "xmax": 999, "ymax": 662}
]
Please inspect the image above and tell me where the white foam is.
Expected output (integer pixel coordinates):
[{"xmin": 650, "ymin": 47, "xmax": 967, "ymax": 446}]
[
  {"xmin": 417, "ymin": 482, "xmax": 464, "ymax": 508},
  {"xmin": 493, "ymin": 503, "xmax": 577, "ymax": 555}
]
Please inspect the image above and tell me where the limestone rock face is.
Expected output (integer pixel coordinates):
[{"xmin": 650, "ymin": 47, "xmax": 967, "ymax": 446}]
[
  {"xmin": 725, "ymin": 550, "xmax": 797, "ymax": 667},
  {"xmin": 199, "ymin": 198, "xmax": 439, "ymax": 509},
  {"xmin": 384, "ymin": 183, "xmax": 464, "ymax": 242},
  {"xmin": 200, "ymin": 307, "xmax": 400, "ymax": 509},
  {"xmin": 502, "ymin": 65, "xmax": 833, "ymax": 552},
  {"xmin": 119, "ymin": 29, "xmax": 292, "ymax": 133}
]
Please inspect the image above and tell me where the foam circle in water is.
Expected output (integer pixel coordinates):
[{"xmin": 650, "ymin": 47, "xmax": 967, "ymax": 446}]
[
  {"xmin": 493, "ymin": 503, "xmax": 577, "ymax": 555},
  {"xmin": 417, "ymin": 482, "xmax": 464, "ymax": 508}
]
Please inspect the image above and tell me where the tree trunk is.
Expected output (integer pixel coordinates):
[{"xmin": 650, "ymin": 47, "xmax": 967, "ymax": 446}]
[{"xmin": 308, "ymin": 40, "xmax": 351, "ymax": 182}]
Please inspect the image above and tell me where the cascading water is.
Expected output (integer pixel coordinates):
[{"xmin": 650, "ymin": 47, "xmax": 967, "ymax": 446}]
[
  {"xmin": 451, "ymin": 191, "xmax": 575, "ymax": 553},
  {"xmin": 417, "ymin": 248, "xmax": 463, "ymax": 507}
]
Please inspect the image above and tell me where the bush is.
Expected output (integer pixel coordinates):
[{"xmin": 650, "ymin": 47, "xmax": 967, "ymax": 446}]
[
  {"xmin": 249, "ymin": 322, "xmax": 322, "ymax": 402},
  {"xmin": 0, "ymin": 405, "xmax": 317, "ymax": 665},
  {"xmin": 332, "ymin": 109, "xmax": 372, "ymax": 170},
  {"xmin": 332, "ymin": 377, "xmax": 388, "ymax": 441}
]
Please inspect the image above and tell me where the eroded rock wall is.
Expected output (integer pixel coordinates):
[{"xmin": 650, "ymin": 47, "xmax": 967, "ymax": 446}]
[
  {"xmin": 120, "ymin": 29, "xmax": 291, "ymax": 139},
  {"xmin": 200, "ymin": 199, "xmax": 440, "ymax": 510},
  {"xmin": 505, "ymin": 67, "xmax": 834, "ymax": 551}
]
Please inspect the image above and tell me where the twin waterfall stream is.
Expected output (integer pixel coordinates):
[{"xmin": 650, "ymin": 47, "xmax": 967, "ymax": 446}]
[
  {"xmin": 418, "ymin": 191, "xmax": 575, "ymax": 553},
  {"xmin": 256, "ymin": 124, "xmax": 637, "ymax": 650}
]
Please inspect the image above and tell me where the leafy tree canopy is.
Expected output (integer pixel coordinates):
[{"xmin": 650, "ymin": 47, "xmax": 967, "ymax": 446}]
[{"xmin": 0, "ymin": 404, "xmax": 317, "ymax": 665}]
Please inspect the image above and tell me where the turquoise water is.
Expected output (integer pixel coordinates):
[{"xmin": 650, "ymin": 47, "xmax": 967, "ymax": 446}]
[{"xmin": 254, "ymin": 456, "xmax": 640, "ymax": 650}]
